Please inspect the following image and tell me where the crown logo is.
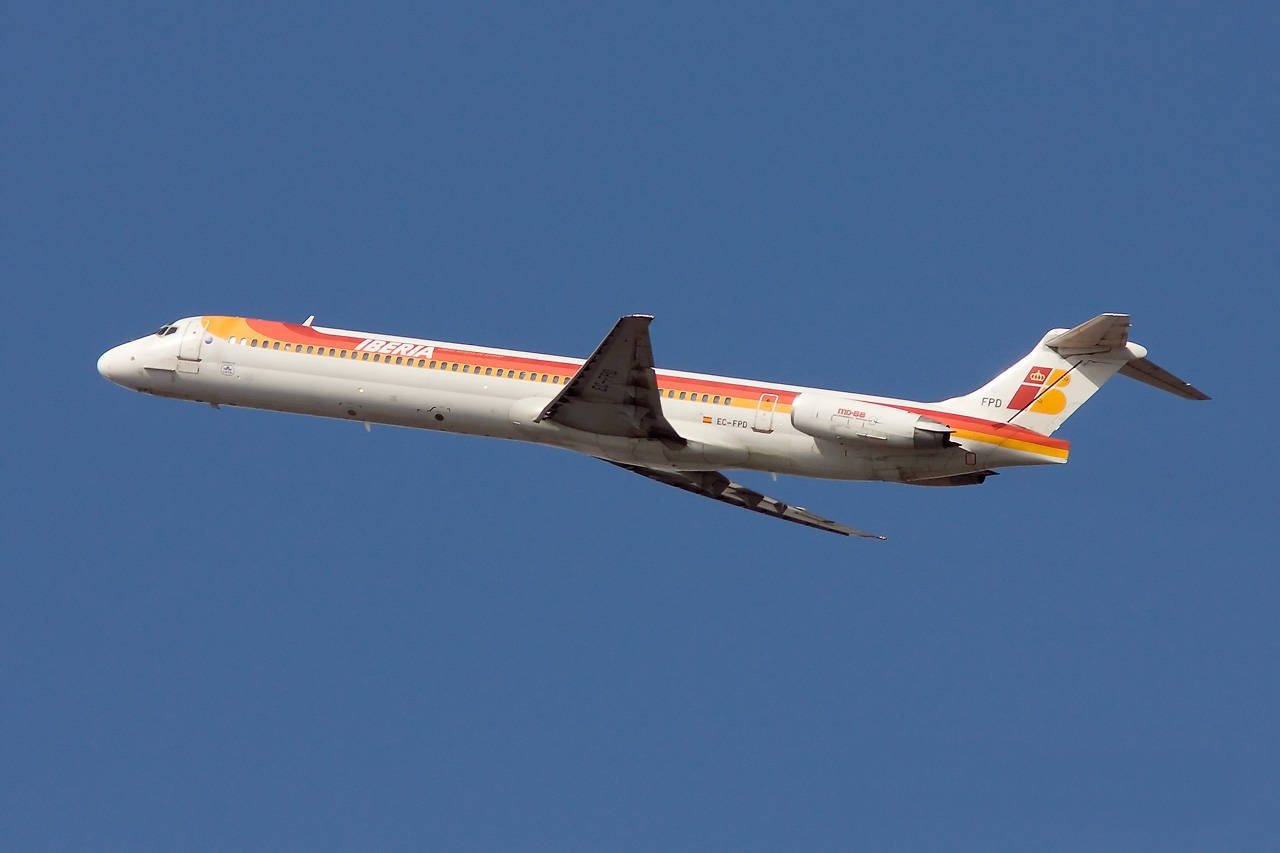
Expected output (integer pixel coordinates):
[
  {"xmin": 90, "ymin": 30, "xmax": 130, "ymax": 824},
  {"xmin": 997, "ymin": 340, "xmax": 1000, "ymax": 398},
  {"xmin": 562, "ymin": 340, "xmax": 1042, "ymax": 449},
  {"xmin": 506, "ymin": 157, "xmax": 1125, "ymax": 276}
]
[{"xmin": 1008, "ymin": 366, "xmax": 1071, "ymax": 414}]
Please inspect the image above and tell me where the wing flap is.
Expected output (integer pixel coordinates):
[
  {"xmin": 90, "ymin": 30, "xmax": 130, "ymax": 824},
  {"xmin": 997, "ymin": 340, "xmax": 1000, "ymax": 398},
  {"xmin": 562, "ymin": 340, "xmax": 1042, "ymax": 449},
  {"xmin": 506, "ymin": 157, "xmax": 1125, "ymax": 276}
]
[{"xmin": 609, "ymin": 462, "xmax": 885, "ymax": 539}]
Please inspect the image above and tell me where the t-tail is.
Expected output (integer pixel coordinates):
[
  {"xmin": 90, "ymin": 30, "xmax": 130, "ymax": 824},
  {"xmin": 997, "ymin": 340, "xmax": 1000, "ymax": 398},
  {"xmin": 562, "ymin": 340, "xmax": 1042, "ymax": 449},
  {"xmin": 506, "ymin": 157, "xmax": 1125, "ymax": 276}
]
[{"xmin": 939, "ymin": 313, "xmax": 1209, "ymax": 436}]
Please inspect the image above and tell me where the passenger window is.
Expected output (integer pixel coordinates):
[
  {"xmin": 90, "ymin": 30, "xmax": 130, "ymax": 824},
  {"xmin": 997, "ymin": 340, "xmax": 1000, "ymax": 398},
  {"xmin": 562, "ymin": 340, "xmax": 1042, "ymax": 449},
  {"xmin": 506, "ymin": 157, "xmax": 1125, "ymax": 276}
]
[
  {"xmin": 541, "ymin": 374, "xmax": 548, "ymax": 382},
  {"xmin": 361, "ymin": 352, "xmax": 370, "ymax": 361},
  {"xmin": 272, "ymin": 341, "xmax": 281, "ymax": 350},
  {"xmin": 713, "ymin": 395, "xmax": 720, "ymax": 404},
  {"xmin": 418, "ymin": 359, "xmax": 426, "ymax": 367},
  {"xmin": 329, "ymin": 348, "xmax": 336, "ymax": 356},
  {"xmin": 462, "ymin": 365, "xmax": 470, "ymax": 373},
  {"xmin": 552, "ymin": 376, "xmax": 560, "ymax": 384},
  {"xmin": 429, "ymin": 360, "xmax": 437, "ymax": 368},
  {"xmin": 519, "ymin": 372, "xmax": 527, "ymax": 380},
  {"xmin": 395, "ymin": 356, "xmax": 403, "ymax": 364},
  {"xmin": 306, "ymin": 346, "xmax": 314, "ymax": 354},
  {"xmin": 451, "ymin": 363, "xmax": 459, "ymax": 371},
  {"xmin": 702, "ymin": 394, "xmax": 709, "ymax": 402},
  {"xmin": 373, "ymin": 354, "xmax": 380, "ymax": 362},
  {"xmin": 679, "ymin": 392, "xmax": 686, "ymax": 400},
  {"xmin": 725, "ymin": 397, "xmax": 732, "ymax": 405},
  {"xmin": 485, "ymin": 367, "xmax": 493, "ymax": 376},
  {"xmin": 251, "ymin": 339, "xmax": 259, "ymax": 347}
]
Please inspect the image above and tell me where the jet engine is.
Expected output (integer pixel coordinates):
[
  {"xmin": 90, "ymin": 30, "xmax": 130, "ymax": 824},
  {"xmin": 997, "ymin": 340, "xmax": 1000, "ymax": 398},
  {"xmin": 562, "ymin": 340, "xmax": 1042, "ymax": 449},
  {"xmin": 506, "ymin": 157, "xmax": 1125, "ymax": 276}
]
[{"xmin": 790, "ymin": 394, "xmax": 952, "ymax": 449}]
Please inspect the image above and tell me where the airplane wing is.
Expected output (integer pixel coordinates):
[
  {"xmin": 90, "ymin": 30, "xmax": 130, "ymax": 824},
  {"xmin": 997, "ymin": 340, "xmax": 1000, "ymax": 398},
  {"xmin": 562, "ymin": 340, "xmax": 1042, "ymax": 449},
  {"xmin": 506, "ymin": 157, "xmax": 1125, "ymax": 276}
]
[
  {"xmin": 607, "ymin": 462, "xmax": 886, "ymax": 539},
  {"xmin": 537, "ymin": 315, "xmax": 685, "ymax": 444}
]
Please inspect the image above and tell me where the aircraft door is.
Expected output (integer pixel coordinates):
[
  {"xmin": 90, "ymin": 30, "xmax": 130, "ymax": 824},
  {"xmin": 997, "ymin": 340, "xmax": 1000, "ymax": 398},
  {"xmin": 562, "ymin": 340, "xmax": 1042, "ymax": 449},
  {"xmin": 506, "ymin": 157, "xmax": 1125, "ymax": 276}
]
[
  {"xmin": 177, "ymin": 318, "xmax": 205, "ymax": 372},
  {"xmin": 753, "ymin": 393, "xmax": 778, "ymax": 433}
]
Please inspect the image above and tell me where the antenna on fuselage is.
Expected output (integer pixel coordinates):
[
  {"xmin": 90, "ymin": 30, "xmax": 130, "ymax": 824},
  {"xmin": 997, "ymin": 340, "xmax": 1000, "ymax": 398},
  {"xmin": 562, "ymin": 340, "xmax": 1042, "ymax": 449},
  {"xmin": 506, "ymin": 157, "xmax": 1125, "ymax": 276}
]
[{"xmin": 303, "ymin": 315, "xmax": 315, "ymax": 326}]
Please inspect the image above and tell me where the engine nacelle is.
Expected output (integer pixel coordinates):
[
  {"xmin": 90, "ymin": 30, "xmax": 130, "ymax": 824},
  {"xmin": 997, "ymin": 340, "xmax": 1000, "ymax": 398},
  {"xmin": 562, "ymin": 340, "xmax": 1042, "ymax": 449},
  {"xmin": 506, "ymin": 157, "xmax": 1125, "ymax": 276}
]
[{"xmin": 790, "ymin": 394, "xmax": 952, "ymax": 449}]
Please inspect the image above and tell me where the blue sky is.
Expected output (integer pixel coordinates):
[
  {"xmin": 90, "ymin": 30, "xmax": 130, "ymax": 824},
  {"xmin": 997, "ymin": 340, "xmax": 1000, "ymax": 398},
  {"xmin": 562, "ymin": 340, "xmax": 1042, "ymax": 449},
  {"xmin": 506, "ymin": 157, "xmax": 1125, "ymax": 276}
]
[{"xmin": 5, "ymin": 2, "xmax": 1278, "ymax": 849}]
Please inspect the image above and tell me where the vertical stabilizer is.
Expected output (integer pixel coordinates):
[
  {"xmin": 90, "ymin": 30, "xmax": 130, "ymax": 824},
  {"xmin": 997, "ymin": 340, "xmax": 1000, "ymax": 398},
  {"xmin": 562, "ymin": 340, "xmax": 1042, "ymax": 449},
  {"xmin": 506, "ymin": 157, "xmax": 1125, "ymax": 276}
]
[{"xmin": 939, "ymin": 314, "xmax": 1140, "ymax": 435}]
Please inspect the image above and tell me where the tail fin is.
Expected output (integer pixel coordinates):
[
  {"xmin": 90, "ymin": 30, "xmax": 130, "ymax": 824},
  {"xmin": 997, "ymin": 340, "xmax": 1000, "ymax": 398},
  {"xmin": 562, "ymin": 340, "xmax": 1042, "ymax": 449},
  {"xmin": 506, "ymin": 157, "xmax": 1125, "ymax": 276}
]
[{"xmin": 939, "ymin": 314, "xmax": 1207, "ymax": 435}]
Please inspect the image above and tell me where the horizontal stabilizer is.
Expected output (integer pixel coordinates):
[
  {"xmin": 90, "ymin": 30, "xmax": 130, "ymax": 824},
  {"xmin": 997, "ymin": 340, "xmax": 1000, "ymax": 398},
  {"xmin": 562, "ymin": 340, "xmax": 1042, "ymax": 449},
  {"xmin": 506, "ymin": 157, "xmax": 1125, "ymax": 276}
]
[
  {"xmin": 1119, "ymin": 357, "xmax": 1210, "ymax": 400},
  {"xmin": 1047, "ymin": 313, "xmax": 1130, "ymax": 354}
]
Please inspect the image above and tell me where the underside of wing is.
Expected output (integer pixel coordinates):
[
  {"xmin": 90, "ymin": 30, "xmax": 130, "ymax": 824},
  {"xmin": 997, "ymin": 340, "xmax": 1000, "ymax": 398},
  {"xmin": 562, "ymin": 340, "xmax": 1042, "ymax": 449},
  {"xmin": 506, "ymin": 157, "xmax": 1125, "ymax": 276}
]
[
  {"xmin": 537, "ymin": 315, "xmax": 685, "ymax": 444},
  {"xmin": 607, "ymin": 462, "xmax": 885, "ymax": 539}
]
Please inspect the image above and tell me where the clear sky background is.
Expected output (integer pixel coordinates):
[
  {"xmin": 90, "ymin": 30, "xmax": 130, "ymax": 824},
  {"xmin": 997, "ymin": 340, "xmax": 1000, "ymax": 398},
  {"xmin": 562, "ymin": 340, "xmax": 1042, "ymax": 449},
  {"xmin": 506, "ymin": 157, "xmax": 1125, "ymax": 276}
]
[{"xmin": 5, "ymin": 2, "xmax": 1278, "ymax": 850}]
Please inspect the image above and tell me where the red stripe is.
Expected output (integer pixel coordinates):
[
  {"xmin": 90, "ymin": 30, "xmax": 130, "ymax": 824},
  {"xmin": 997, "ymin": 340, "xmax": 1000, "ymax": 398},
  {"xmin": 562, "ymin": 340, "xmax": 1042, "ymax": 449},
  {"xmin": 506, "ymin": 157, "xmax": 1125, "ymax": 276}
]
[{"xmin": 241, "ymin": 317, "xmax": 802, "ymax": 399}]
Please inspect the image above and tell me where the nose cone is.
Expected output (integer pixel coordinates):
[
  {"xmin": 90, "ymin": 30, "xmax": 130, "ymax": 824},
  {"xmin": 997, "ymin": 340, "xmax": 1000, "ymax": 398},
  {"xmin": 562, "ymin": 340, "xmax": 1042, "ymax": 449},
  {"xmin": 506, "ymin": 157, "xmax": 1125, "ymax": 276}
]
[{"xmin": 97, "ymin": 344, "xmax": 133, "ymax": 387}]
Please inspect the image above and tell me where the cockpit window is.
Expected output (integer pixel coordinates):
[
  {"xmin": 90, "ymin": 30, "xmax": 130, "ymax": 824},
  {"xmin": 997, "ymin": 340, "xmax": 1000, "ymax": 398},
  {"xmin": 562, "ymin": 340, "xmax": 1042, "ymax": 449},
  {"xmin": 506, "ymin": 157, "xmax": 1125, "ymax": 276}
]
[{"xmin": 154, "ymin": 325, "xmax": 179, "ymax": 336}]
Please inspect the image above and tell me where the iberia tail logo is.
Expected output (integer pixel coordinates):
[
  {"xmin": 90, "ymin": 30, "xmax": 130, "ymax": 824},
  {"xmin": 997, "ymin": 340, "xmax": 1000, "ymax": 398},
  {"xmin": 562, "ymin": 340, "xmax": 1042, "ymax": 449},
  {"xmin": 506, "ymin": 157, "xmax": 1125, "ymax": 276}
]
[{"xmin": 1008, "ymin": 365, "xmax": 1071, "ymax": 414}]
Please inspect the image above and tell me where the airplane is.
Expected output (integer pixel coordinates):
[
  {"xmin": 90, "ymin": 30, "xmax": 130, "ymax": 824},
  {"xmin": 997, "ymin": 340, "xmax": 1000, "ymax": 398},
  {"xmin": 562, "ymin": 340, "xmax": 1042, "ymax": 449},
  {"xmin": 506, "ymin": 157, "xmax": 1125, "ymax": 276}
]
[{"xmin": 98, "ymin": 312, "xmax": 1207, "ymax": 538}]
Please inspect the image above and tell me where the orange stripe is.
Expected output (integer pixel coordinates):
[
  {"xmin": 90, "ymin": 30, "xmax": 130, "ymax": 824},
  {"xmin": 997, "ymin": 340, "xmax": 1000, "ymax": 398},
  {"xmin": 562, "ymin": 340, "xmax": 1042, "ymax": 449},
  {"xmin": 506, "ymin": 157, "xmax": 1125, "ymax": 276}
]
[
  {"xmin": 951, "ymin": 428, "xmax": 1070, "ymax": 459},
  {"xmin": 215, "ymin": 316, "xmax": 806, "ymax": 403}
]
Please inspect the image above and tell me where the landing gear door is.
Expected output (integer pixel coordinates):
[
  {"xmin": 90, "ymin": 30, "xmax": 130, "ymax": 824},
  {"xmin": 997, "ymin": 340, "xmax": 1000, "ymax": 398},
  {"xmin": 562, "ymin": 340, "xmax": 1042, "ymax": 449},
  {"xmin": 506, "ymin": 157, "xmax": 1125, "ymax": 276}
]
[{"xmin": 177, "ymin": 318, "xmax": 204, "ymax": 373}]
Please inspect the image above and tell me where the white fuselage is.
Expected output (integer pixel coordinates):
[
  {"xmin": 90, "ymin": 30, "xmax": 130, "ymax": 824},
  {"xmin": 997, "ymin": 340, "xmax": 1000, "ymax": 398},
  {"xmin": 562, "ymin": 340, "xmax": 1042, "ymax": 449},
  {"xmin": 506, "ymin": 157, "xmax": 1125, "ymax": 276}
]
[{"xmin": 98, "ymin": 315, "xmax": 1065, "ymax": 485}]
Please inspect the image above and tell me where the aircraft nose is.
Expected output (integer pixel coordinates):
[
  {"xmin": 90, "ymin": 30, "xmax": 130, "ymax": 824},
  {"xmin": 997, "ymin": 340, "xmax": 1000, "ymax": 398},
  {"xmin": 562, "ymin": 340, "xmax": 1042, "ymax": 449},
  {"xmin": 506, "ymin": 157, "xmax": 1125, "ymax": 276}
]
[{"xmin": 97, "ymin": 344, "xmax": 133, "ymax": 386}]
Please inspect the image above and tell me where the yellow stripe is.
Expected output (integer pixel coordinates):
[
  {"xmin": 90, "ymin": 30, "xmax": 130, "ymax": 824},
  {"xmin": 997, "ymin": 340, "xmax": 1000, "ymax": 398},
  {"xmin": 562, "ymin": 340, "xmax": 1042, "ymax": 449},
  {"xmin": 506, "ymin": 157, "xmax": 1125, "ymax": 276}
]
[{"xmin": 952, "ymin": 428, "xmax": 1070, "ymax": 459}]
